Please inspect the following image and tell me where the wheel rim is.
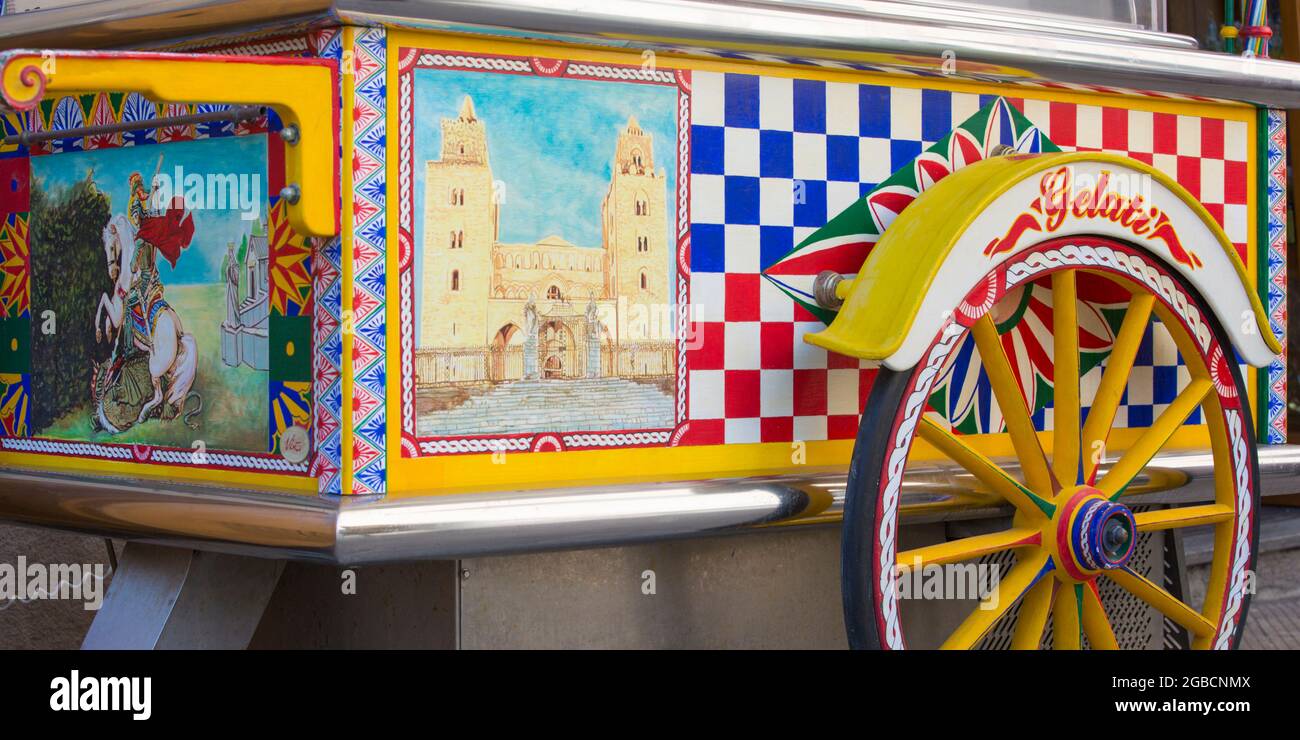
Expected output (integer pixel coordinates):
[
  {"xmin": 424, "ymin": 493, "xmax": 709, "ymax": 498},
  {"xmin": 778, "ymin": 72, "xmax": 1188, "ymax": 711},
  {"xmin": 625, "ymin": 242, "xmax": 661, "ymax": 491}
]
[{"xmin": 846, "ymin": 236, "xmax": 1258, "ymax": 650}]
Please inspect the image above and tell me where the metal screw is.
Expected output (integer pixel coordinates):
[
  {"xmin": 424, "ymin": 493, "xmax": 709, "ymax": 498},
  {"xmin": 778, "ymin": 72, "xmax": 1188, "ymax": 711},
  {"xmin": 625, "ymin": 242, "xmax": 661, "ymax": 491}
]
[
  {"xmin": 1102, "ymin": 517, "xmax": 1131, "ymax": 561},
  {"xmin": 279, "ymin": 184, "xmax": 301, "ymax": 204},
  {"xmin": 460, "ymin": 569, "xmax": 471, "ymax": 581},
  {"xmin": 278, "ymin": 124, "xmax": 300, "ymax": 145},
  {"xmin": 813, "ymin": 270, "xmax": 845, "ymax": 310}
]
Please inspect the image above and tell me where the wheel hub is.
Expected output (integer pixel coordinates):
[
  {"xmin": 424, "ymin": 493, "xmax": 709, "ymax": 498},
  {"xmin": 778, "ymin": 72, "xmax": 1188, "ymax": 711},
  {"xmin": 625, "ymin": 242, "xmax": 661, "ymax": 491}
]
[{"xmin": 1051, "ymin": 487, "xmax": 1137, "ymax": 581}]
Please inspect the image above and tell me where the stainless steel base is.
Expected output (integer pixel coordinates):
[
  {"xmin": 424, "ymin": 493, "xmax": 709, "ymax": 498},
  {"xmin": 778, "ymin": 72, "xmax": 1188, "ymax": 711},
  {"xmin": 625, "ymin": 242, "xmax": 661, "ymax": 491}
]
[
  {"xmin": 246, "ymin": 520, "xmax": 1160, "ymax": 648},
  {"xmin": 3, "ymin": 445, "xmax": 1299, "ymax": 565},
  {"xmin": 84, "ymin": 516, "xmax": 1180, "ymax": 649}
]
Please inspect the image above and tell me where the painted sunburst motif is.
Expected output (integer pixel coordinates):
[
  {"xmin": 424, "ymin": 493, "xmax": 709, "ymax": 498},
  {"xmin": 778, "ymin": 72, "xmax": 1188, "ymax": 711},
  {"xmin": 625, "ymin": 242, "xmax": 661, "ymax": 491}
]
[
  {"xmin": 0, "ymin": 113, "xmax": 24, "ymax": 157},
  {"xmin": 269, "ymin": 381, "xmax": 312, "ymax": 453},
  {"xmin": 121, "ymin": 94, "xmax": 160, "ymax": 147},
  {"xmin": 929, "ymin": 278, "xmax": 1122, "ymax": 435},
  {"xmin": 49, "ymin": 97, "xmax": 86, "ymax": 153},
  {"xmin": 268, "ymin": 200, "xmax": 313, "ymax": 317},
  {"xmin": 1209, "ymin": 344, "xmax": 1239, "ymax": 399},
  {"xmin": 0, "ymin": 373, "xmax": 28, "ymax": 437},
  {"xmin": 84, "ymin": 93, "xmax": 122, "ymax": 150},
  {"xmin": 0, "ymin": 213, "xmax": 30, "ymax": 319},
  {"xmin": 157, "ymin": 102, "xmax": 196, "ymax": 143}
]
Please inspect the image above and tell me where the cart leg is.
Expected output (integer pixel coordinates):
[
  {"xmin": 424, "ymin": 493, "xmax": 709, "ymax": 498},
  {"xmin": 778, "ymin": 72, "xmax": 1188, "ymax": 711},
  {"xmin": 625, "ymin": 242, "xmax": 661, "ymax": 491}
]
[{"xmin": 82, "ymin": 543, "xmax": 284, "ymax": 650}]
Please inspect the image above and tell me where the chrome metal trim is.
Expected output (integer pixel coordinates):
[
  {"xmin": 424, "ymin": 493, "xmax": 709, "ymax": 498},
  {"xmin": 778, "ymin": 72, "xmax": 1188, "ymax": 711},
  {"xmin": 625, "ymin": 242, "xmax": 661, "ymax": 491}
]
[
  {"xmin": 0, "ymin": 1, "xmax": 1295, "ymax": 106},
  {"xmin": 711, "ymin": 0, "xmax": 1189, "ymax": 47},
  {"xmin": 0, "ymin": 0, "xmax": 333, "ymax": 48},
  {"xmin": 2, "ymin": 445, "xmax": 1298, "ymax": 564},
  {"xmin": 1, "ymin": 0, "xmax": 1188, "ymax": 49}
]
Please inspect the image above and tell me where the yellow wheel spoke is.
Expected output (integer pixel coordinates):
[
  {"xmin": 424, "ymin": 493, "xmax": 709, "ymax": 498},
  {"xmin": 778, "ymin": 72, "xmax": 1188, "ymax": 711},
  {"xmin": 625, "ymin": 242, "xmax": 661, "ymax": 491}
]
[
  {"xmin": 1081, "ymin": 293, "xmax": 1155, "ymax": 484},
  {"xmin": 897, "ymin": 527, "xmax": 1040, "ymax": 570},
  {"xmin": 1051, "ymin": 582, "xmax": 1083, "ymax": 650},
  {"xmin": 971, "ymin": 315, "xmax": 1055, "ymax": 496},
  {"xmin": 941, "ymin": 551, "xmax": 1049, "ymax": 650},
  {"xmin": 1081, "ymin": 582, "xmax": 1119, "ymax": 650},
  {"xmin": 1135, "ymin": 504, "xmax": 1234, "ymax": 532},
  {"xmin": 1097, "ymin": 378, "xmax": 1211, "ymax": 499},
  {"xmin": 918, "ymin": 418, "xmax": 1054, "ymax": 519},
  {"xmin": 1010, "ymin": 577, "xmax": 1053, "ymax": 650},
  {"xmin": 1107, "ymin": 567, "xmax": 1216, "ymax": 639},
  {"xmin": 1052, "ymin": 272, "xmax": 1081, "ymax": 486}
]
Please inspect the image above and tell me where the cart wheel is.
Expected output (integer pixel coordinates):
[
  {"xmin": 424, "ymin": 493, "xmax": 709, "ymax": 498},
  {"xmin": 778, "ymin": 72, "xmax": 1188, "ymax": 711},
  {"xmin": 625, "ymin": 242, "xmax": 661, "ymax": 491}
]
[{"xmin": 843, "ymin": 236, "xmax": 1260, "ymax": 650}]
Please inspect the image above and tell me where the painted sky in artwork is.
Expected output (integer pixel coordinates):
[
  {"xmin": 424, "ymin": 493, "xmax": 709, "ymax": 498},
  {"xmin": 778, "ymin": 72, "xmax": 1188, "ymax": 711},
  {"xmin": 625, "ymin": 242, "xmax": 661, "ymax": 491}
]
[
  {"xmin": 412, "ymin": 69, "xmax": 680, "ymax": 333},
  {"xmin": 414, "ymin": 69, "xmax": 678, "ymax": 248},
  {"xmin": 30, "ymin": 135, "xmax": 269, "ymax": 286}
]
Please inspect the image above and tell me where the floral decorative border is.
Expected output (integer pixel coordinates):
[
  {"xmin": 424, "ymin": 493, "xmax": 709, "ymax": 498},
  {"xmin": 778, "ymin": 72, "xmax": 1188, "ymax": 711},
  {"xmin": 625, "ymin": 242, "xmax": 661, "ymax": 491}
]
[
  {"xmin": 306, "ymin": 28, "xmax": 346, "ymax": 494},
  {"xmin": 348, "ymin": 28, "xmax": 389, "ymax": 493},
  {"xmin": 395, "ymin": 48, "xmax": 691, "ymax": 457},
  {"xmin": 1261, "ymin": 107, "xmax": 1287, "ymax": 444}
]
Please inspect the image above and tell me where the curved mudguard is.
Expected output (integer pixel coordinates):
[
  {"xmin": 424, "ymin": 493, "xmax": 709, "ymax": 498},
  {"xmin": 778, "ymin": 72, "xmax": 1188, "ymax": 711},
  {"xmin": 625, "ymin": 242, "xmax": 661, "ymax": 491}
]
[{"xmin": 807, "ymin": 152, "xmax": 1280, "ymax": 371}]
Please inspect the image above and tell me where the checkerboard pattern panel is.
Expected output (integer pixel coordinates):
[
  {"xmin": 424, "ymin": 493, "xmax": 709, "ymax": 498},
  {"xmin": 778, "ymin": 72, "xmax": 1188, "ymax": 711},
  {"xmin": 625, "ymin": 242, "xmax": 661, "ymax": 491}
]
[
  {"xmin": 1070, "ymin": 320, "xmax": 1205, "ymax": 434},
  {"xmin": 688, "ymin": 72, "xmax": 1251, "ymax": 445},
  {"xmin": 1017, "ymin": 98, "xmax": 1251, "ymax": 261}
]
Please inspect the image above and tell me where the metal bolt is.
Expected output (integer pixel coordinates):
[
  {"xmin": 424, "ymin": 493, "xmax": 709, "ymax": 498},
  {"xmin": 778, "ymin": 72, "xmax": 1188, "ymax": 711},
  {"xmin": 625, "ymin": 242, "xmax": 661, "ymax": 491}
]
[
  {"xmin": 1102, "ymin": 516, "xmax": 1131, "ymax": 561},
  {"xmin": 279, "ymin": 184, "xmax": 301, "ymax": 204},
  {"xmin": 460, "ymin": 569, "xmax": 471, "ymax": 581},
  {"xmin": 813, "ymin": 270, "xmax": 845, "ymax": 310},
  {"xmin": 278, "ymin": 124, "xmax": 300, "ymax": 145}
]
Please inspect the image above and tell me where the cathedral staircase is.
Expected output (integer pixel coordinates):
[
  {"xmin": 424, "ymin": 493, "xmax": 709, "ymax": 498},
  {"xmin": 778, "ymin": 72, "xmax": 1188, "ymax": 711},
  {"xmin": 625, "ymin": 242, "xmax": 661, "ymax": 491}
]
[{"xmin": 417, "ymin": 377, "xmax": 675, "ymax": 436}]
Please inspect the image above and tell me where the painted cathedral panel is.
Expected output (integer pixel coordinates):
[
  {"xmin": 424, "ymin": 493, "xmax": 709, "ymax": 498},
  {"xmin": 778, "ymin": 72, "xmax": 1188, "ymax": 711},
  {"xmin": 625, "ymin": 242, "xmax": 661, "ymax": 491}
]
[{"xmin": 398, "ymin": 50, "xmax": 691, "ymax": 455}]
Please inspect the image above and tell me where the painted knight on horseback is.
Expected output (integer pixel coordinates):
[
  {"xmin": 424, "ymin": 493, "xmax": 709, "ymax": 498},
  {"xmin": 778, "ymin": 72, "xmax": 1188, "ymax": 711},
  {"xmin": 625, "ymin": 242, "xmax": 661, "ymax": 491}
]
[{"xmin": 92, "ymin": 163, "xmax": 202, "ymax": 434}]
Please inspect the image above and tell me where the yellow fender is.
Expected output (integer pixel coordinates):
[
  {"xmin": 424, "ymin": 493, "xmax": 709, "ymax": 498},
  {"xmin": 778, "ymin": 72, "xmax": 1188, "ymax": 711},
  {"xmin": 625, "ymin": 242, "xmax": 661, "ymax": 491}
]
[{"xmin": 807, "ymin": 152, "xmax": 1280, "ymax": 370}]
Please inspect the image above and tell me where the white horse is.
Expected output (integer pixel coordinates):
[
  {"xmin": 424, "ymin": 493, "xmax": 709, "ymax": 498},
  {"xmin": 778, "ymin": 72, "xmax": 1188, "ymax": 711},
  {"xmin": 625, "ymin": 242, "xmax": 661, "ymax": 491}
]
[{"xmin": 96, "ymin": 214, "xmax": 199, "ymax": 427}]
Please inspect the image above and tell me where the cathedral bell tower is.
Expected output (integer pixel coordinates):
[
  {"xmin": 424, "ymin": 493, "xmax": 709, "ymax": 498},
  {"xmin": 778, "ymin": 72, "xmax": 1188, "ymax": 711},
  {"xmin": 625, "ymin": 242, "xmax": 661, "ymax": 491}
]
[
  {"xmin": 602, "ymin": 116, "xmax": 668, "ymax": 340},
  {"xmin": 420, "ymin": 95, "xmax": 500, "ymax": 357}
]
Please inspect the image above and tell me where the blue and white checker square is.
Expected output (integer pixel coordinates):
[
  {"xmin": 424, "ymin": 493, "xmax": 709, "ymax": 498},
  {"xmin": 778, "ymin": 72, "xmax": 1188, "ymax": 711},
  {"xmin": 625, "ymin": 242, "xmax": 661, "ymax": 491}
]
[
  {"xmin": 1144, "ymin": 320, "xmax": 1204, "ymax": 426},
  {"xmin": 691, "ymin": 71, "xmax": 988, "ymax": 275},
  {"xmin": 1066, "ymin": 320, "xmax": 1204, "ymax": 434}
]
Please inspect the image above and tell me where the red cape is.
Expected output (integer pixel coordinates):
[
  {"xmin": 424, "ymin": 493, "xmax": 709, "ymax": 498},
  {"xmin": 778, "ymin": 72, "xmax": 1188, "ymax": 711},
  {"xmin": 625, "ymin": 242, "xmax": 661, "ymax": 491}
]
[{"xmin": 136, "ymin": 195, "xmax": 195, "ymax": 268}]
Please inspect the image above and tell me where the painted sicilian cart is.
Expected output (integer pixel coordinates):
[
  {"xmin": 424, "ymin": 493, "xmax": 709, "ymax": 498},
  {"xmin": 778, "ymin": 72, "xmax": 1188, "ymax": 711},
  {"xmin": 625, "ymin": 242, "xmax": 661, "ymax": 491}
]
[{"xmin": 0, "ymin": 0, "xmax": 1293, "ymax": 649}]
